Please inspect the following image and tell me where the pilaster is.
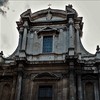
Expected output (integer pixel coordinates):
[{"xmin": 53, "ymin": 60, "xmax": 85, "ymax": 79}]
[
  {"xmin": 94, "ymin": 82, "xmax": 99, "ymax": 100},
  {"xmin": 68, "ymin": 18, "xmax": 75, "ymax": 49},
  {"xmin": 77, "ymin": 75, "xmax": 83, "ymax": 100},
  {"xmin": 21, "ymin": 21, "xmax": 29, "ymax": 51},
  {"xmin": 19, "ymin": 27, "xmax": 23, "ymax": 50},
  {"xmin": 10, "ymin": 77, "xmax": 16, "ymax": 100},
  {"xmin": 15, "ymin": 63, "xmax": 24, "ymax": 100},
  {"xmin": 69, "ymin": 62, "xmax": 76, "ymax": 100},
  {"xmin": 26, "ymin": 29, "xmax": 34, "ymax": 54},
  {"xmin": 62, "ymin": 78, "xmax": 68, "ymax": 100},
  {"xmin": 75, "ymin": 24, "xmax": 80, "ymax": 54},
  {"xmin": 28, "ymin": 80, "xmax": 34, "ymax": 100}
]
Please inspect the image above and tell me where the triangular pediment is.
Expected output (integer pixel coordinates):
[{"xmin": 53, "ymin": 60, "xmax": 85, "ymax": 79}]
[
  {"xmin": 39, "ymin": 27, "xmax": 57, "ymax": 31},
  {"xmin": 37, "ymin": 27, "xmax": 59, "ymax": 36},
  {"xmin": 32, "ymin": 72, "xmax": 60, "ymax": 80}
]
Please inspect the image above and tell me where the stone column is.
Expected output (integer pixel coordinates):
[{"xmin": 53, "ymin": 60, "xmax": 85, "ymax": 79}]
[
  {"xmin": 94, "ymin": 82, "xmax": 99, "ymax": 100},
  {"xmin": 10, "ymin": 77, "xmax": 16, "ymax": 100},
  {"xmin": 54, "ymin": 82, "xmax": 58, "ymax": 100},
  {"xmin": 0, "ymin": 83, "xmax": 3, "ymax": 98},
  {"xmin": 21, "ymin": 21, "xmax": 28, "ymax": 51},
  {"xmin": 77, "ymin": 75, "xmax": 83, "ymax": 100},
  {"xmin": 69, "ymin": 62, "xmax": 76, "ymax": 100},
  {"xmin": 62, "ymin": 78, "xmax": 68, "ymax": 100},
  {"xmin": 68, "ymin": 18, "xmax": 74, "ymax": 49},
  {"xmin": 75, "ymin": 24, "xmax": 80, "ymax": 53},
  {"xmin": 15, "ymin": 64, "xmax": 23, "ymax": 100},
  {"xmin": 58, "ymin": 80, "xmax": 63, "ymax": 100},
  {"xmin": 26, "ymin": 30, "xmax": 34, "ymax": 54},
  {"xmin": 29, "ymin": 80, "xmax": 34, "ymax": 100}
]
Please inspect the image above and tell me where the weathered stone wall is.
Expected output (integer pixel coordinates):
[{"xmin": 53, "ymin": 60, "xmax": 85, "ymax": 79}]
[
  {"xmin": 0, "ymin": 77, "xmax": 16, "ymax": 100},
  {"xmin": 21, "ymin": 78, "xmax": 69, "ymax": 100}
]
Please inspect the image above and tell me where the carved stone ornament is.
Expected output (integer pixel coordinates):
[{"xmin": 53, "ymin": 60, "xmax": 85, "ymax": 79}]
[
  {"xmin": 30, "ymin": 72, "xmax": 62, "ymax": 81},
  {"xmin": 46, "ymin": 9, "xmax": 52, "ymax": 20}
]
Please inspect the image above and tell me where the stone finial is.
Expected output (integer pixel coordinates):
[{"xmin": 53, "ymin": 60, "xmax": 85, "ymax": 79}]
[
  {"xmin": 96, "ymin": 45, "xmax": 100, "ymax": 59},
  {"xmin": 96, "ymin": 45, "xmax": 100, "ymax": 52},
  {"xmin": 0, "ymin": 51, "xmax": 4, "ymax": 63},
  {"xmin": 48, "ymin": 4, "xmax": 52, "ymax": 8},
  {"xmin": 0, "ymin": 51, "xmax": 3, "ymax": 57},
  {"xmin": 68, "ymin": 4, "xmax": 73, "ymax": 8}
]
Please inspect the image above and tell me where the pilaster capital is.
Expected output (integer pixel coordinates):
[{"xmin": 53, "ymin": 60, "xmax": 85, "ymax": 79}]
[
  {"xmin": 68, "ymin": 18, "xmax": 74, "ymax": 25},
  {"xmin": 75, "ymin": 24, "xmax": 80, "ymax": 30},
  {"xmin": 23, "ymin": 21, "xmax": 29, "ymax": 28},
  {"xmin": 19, "ymin": 27, "xmax": 24, "ymax": 33},
  {"xmin": 69, "ymin": 62, "xmax": 75, "ymax": 72},
  {"xmin": 17, "ymin": 63, "xmax": 24, "ymax": 75}
]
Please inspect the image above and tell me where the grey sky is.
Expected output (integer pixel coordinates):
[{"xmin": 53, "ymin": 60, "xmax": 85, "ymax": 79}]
[{"xmin": 0, "ymin": 0, "xmax": 100, "ymax": 57}]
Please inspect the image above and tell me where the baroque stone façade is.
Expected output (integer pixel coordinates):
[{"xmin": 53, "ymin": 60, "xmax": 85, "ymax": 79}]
[{"xmin": 0, "ymin": 4, "xmax": 100, "ymax": 100}]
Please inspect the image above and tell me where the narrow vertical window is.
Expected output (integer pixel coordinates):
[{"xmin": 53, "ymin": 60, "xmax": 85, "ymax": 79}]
[
  {"xmin": 38, "ymin": 85, "xmax": 52, "ymax": 100},
  {"xmin": 1, "ymin": 84, "xmax": 11, "ymax": 100},
  {"xmin": 43, "ymin": 36, "xmax": 53, "ymax": 53},
  {"xmin": 85, "ymin": 82, "xmax": 95, "ymax": 100}
]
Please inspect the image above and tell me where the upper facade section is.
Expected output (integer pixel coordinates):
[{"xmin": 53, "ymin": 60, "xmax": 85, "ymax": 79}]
[
  {"xmin": 15, "ymin": 5, "xmax": 83, "ymax": 59},
  {"xmin": 1, "ymin": 4, "xmax": 100, "ymax": 64},
  {"xmin": 17, "ymin": 5, "xmax": 79, "ymax": 28}
]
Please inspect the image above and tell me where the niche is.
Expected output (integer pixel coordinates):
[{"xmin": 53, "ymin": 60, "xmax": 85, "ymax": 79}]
[{"xmin": 1, "ymin": 84, "xmax": 11, "ymax": 100}]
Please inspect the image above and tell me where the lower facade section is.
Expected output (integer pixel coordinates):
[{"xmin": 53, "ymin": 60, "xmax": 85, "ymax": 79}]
[{"xmin": 0, "ymin": 73, "xmax": 99, "ymax": 100}]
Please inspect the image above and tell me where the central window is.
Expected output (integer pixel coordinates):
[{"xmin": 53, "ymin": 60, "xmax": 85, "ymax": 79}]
[
  {"xmin": 38, "ymin": 85, "xmax": 53, "ymax": 100},
  {"xmin": 43, "ymin": 36, "xmax": 53, "ymax": 53}
]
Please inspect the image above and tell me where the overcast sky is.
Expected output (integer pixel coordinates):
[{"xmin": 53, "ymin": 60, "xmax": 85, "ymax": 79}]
[{"xmin": 0, "ymin": 0, "xmax": 100, "ymax": 57}]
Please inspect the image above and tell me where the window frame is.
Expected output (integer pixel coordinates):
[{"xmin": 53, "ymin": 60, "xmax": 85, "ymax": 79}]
[
  {"xmin": 82, "ymin": 80, "xmax": 99, "ymax": 100},
  {"xmin": 34, "ymin": 82, "xmax": 56, "ymax": 100},
  {"xmin": 42, "ymin": 35, "xmax": 53, "ymax": 53},
  {"xmin": 38, "ymin": 85, "xmax": 53, "ymax": 100},
  {"xmin": 84, "ymin": 82, "xmax": 95, "ymax": 100}
]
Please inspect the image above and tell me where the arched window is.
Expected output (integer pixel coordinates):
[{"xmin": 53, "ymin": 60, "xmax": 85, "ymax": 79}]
[
  {"xmin": 85, "ymin": 82, "xmax": 95, "ymax": 100},
  {"xmin": 1, "ymin": 84, "xmax": 11, "ymax": 100},
  {"xmin": 38, "ymin": 85, "xmax": 52, "ymax": 100}
]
